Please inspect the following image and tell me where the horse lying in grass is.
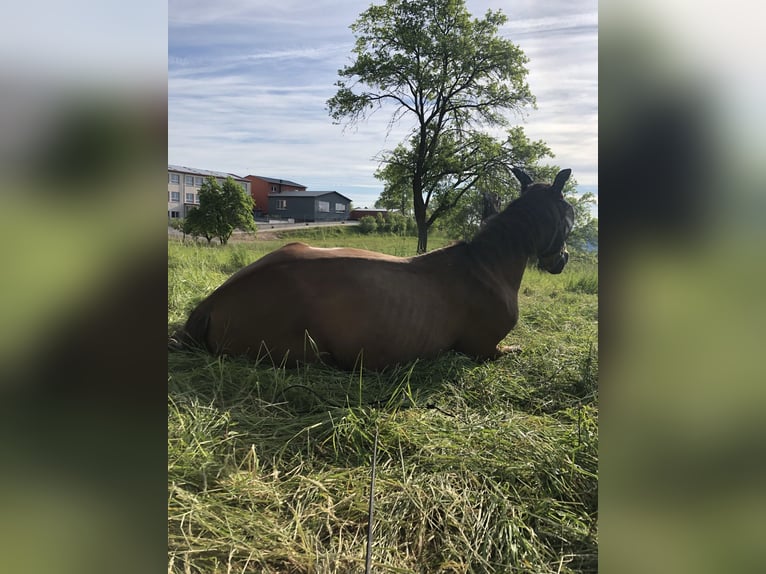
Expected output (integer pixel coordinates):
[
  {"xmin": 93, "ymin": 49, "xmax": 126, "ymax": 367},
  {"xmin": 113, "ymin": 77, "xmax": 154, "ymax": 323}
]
[{"xmin": 179, "ymin": 168, "xmax": 575, "ymax": 370}]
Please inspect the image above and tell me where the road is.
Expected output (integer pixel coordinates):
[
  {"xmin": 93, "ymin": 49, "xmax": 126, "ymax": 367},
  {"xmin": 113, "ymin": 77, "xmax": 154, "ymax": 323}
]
[
  {"xmin": 252, "ymin": 220, "xmax": 359, "ymax": 234},
  {"xmin": 168, "ymin": 219, "xmax": 359, "ymax": 238}
]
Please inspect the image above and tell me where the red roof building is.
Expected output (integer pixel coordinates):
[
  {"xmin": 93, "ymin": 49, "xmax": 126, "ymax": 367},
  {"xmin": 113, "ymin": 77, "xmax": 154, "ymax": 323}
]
[{"xmin": 245, "ymin": 175, "xmax": 307, "ymax": 216}]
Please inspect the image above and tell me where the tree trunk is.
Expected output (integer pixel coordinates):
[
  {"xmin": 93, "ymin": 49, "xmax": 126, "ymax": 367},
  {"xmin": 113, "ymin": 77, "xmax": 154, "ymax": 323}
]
[
  {"xmin": 416, "ymin": 221, "xmax": 428, "ymax": 253},
  {"xmin": 412, "ymin": 174, "xmax": 428, "ymax": 253},
  {"xmin": 413, "ymin": 196, "xmax": 429, "ymax": 253}
]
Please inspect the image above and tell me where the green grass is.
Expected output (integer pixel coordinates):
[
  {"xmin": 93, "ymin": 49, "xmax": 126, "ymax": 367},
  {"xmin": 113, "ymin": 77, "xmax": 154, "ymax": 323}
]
[{"xmin": 168, "ymin": 229, "xmax": 598, "ymax": 573}]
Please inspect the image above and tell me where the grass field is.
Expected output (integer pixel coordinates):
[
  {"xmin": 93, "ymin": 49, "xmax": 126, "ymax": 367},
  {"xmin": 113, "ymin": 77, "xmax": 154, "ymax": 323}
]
[{"xmin": 168, "ymin": 228, "xmax": 598, "ymax": 573}]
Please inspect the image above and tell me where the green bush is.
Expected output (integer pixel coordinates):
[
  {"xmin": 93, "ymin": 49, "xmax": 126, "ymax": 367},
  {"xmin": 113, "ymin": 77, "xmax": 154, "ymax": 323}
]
[
  {"xmin": 374, "ymin": 212, "xmax": 387, "ymax": 232},
  {"xmin": 358, "ymin": 215, "xmax": 377, "ymax": 234},
  {"xmin": 358, "ymin": 213, "xmax": 416, "ymax": 236},
  {"xmin": 405, "ymin": 216, "xmax": 418, "ymax": 236},
  {"xmin": 387, "ymin": 212, "xmax": 408, "ymax": 235},
  {"xmin": 169, "ymin": 217, "xmax": 185, "ymax": 231}
]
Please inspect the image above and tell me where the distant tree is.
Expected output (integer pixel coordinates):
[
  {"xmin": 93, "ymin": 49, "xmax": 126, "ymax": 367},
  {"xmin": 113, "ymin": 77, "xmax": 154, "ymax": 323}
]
[
  {"xmin": 374, "ymin": 172, "xmax": 412, "ymax": 215},
  {"xmin": 566, "ymin": 213, "xmax": 598, "ymax": 254},
  {"xmin": 185, "ymin": 177, "xmax": 256, "ymax": 245},
  {"xmin": 183, "ymin": 207, "xmax": 215, "ymax": 244},
  {"xmin": 328, "ymin": 0, "xmax": 535, "ymax": 252}
]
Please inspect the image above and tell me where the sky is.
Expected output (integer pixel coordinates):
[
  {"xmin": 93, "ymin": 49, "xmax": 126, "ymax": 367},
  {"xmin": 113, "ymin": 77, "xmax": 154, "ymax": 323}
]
[{"xmin": 169, "ymin": 0, "xmax": 597, "ymax": 211}]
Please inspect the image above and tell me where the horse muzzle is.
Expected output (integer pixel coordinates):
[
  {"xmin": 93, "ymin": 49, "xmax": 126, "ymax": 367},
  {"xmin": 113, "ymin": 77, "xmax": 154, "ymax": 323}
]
[{"xmin": 538, "ymin": 247, "xmax": 569, "ymax": 274}]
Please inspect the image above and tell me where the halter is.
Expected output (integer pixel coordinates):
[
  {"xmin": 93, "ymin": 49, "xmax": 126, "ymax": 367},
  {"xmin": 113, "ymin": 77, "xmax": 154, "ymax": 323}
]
[{"xmin": 538, "ymin": 199, "xmax": 575, "ymax": 258}]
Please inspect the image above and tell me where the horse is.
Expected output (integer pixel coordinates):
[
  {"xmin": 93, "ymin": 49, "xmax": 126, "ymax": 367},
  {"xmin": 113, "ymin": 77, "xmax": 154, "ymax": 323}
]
[{"xmin": 179, "ymin": 168, "xmax": 575, "ymax": 371}]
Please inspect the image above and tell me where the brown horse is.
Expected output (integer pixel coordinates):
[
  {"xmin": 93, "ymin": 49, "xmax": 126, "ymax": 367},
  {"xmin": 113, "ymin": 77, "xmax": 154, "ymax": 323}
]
[{"xmin": 180, "ymin": 168, "xmax": 575, "ymax": 370}]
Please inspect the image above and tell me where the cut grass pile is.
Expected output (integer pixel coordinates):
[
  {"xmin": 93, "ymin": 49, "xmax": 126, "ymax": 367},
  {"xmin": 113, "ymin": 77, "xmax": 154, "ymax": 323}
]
[{"xmin": 168, "ymin": 228, "xmax": 598, "ymax": 573}]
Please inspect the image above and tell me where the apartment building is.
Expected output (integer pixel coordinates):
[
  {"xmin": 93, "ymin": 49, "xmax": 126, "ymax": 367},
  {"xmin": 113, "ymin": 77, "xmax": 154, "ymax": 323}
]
[{"xmin": 167, "ymin": 165, "xmax": 251, "ymax": 219}]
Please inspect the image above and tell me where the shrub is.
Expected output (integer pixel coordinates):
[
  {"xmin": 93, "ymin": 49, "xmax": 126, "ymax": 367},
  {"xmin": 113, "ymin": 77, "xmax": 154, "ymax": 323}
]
[
  {"xmin": 387, "ymin": 212, "xmax": 408, "ymax": 235},
  {"xmin": 405, "ymin": 216, "xmax": 418, "ymax": 236},
  {"xmin": 169, "ymin": 218, "xmax": 185, "ymax": 231},
  {"xmin": 358, "ymin": 216, "xmax": 377, "ymax": 234},
  {"xmin": 375, "ymin": 212, "xmax": 388, "ymax": 232}
]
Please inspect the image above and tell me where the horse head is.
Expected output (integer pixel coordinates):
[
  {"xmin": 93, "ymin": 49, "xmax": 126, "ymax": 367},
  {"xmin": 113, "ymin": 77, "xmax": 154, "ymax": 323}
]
[{"xmin": 511, "ymin": 167, "xmax": 575, "ymax": 274}]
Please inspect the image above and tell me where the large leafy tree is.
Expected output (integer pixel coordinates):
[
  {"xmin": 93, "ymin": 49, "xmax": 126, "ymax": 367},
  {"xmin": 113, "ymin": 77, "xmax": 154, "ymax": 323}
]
[
  {"xmin": 328, "ymin": 0, "xmax": 534, "ymax": 252},
  {"xmin": 435, "ymin": 127, "xmax": 597, "ymax": 246},
  {"xmin": 373, "ymin": 129, "xmax": 512, "ymax": 239},
  {"xmin": 184, "ymin": 176, "xmax": 256, "ymax": 245}
]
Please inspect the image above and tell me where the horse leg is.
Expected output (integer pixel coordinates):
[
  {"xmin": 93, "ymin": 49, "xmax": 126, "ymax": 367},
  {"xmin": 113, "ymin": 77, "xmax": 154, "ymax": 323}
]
[
  {"xmin": 455, "ymin": 337, "xmax": 521, "ymax": 362},
  {"xmin": 497, "ymin": 344, "xmax": 522, "ymax": 354}
]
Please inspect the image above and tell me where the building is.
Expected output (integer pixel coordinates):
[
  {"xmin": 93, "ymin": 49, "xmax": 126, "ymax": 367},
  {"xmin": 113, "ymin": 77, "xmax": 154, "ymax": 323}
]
[
  {"xmin": 268, "ymin": 190, "xmax": 352, "ymax": 222},
  {"xmin": 245, "ymin": 175, "xmax": 306, "ymax": 217},
  {"xmin": 168, "ymin": 165, "xmax": 251, "ymax": 219},
  {"xmin": 349, "ymin": 207, "xmax": 391, "ymax": 221}
]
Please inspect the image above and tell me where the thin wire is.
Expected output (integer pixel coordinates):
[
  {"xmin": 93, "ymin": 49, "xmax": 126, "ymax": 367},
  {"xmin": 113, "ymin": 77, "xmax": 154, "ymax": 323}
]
[{"xmin": 365, "ymin": 426, "xmax": 379, "ymax": 574}]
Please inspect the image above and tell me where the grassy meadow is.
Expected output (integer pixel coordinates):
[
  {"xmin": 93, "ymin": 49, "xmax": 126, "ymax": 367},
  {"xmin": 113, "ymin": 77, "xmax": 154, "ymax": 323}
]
[{"xmin": 168, "ymin": 228, "xmax": 598, "ymax": 573}]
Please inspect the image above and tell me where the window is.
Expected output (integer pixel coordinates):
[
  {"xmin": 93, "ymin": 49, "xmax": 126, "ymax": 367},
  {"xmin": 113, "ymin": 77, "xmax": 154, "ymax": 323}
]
[
  {"xmin": 184, "ymin": 175, "xmax": 193, "ymax": 185},
  {"xmin": 335, "ymin": 203, "xmax": 346, "ymax": 212},
  {"xmin": 185, "ymin": 192, "xmax": 195, "ymax": 203},
  {"xmin": 276, "ymin": 199, "xmax": 287, "ymax": 210},
  {"xmin": 194, "ymin": 176, "xmax": 203, "ymax": 186},
  {"xmin": 317, "ymin": 201, "xmax": 330, "ymax": 213},
  {"xmin": 169, "ymin": 210, "xmax": 180, "ymax": 219},
  {"xmin": 170, "ymin": 191, "xmax": 180, "ymax": 202},
  {"xmin": 169, "ymin": 173, "xmax": 180, "ymax": 184},
  {"xmin": 271, "ymin": 185, "xmax": 278, "ymax": 193},
  {"xmin": 194, "ymin": 194, "xmax": 200, "ymax": 204}
]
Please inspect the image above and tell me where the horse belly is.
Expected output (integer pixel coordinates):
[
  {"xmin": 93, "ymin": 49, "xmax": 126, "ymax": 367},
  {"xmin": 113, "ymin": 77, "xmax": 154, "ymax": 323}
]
[
  {"xmin": 203, "ymin": 256, "xmax": 457, "ymax": 369},
  {"xmin": 321, "ymin": 277, "xmax": 457, "ymax": 369}
]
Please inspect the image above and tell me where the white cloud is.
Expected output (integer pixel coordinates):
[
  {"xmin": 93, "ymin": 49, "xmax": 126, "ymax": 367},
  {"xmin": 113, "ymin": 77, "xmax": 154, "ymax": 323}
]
[{"xmin": 169, "ymin": 0, "xmax": 598, "ymax": 206}]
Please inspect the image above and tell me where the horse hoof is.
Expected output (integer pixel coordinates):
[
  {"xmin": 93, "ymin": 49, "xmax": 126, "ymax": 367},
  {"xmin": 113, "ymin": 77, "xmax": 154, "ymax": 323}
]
[{"xmin": 499, "ymin": 345, "xmax": 522, "ymax": 354}]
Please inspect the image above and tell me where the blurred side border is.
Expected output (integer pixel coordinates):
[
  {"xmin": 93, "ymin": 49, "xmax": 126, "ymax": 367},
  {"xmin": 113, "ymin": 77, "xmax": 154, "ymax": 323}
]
[
  {"xmin": 600, "ymin": 1, "xmax": 765, "ymax": 573},
  {"xmin": 0, "ymin": 2, "xmax": 168, "ymax": 573}
]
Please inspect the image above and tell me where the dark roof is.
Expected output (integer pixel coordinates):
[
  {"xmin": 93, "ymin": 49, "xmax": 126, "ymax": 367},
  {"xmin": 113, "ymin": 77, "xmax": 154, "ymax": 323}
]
[
  {"xmin": 268, "ymin": 190, "xmax": 352, "ymax": 202},
  {"xmin": 247, "ymin": 175, "xmax": 306, "ymax": 188},
  {"xmin": 168, "ymin": 164, "xmax": 248, "ymax": 182}
]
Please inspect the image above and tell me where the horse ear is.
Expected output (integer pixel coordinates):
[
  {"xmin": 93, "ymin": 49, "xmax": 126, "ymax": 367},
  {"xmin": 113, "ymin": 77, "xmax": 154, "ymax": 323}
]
[
  {"xmin": 551, "ymin": 169, "xmax": 572, "ymax": 194},
  {"xmin": 511, "ymin": 167, "xmax": 534, "ymax": 193}
]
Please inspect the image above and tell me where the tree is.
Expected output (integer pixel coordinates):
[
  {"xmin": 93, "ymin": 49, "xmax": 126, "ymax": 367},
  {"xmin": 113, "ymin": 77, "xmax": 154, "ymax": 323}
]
[
  {"xmin": 374, "ymin": 180, "xmax": 412, "ymax": 215},
  {"xmin": 328, "ymin": 0, "xmax": 534, "ymax": 252},
  {"xmin": 184, "ymin": 176, "xmax": 256, "ymax": 245},
  {"xmin": 434, "ymin": 127, "xmax": 596, "ymax": 242},
  {"xmin": 381, "ymin": 126, "xmax": 560, "ymax": 243},
  {"xmin": 568, "ymin": 216, "xmax": 598, "ymax": 254},
  {"xmin": 183, "ymin": 207, "xmax": 215, "ymax": 244}
]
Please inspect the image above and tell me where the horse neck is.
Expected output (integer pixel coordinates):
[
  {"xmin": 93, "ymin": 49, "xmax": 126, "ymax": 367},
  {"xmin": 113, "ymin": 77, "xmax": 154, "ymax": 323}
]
[{"xmin": 467, "ymin": 207, "xmax": 539, "ymax": 291}]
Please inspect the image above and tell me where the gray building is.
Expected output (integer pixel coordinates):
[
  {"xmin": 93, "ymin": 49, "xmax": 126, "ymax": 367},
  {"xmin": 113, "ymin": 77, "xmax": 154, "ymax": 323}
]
[{"xmin": 268, "ymin": 191, "xmax": 351, "ymax": 222}]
